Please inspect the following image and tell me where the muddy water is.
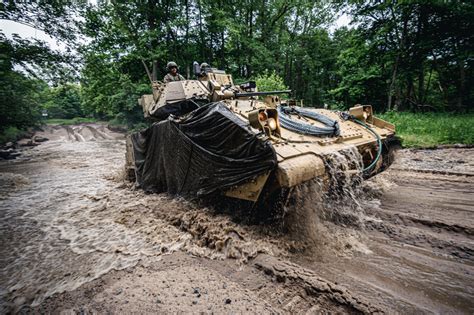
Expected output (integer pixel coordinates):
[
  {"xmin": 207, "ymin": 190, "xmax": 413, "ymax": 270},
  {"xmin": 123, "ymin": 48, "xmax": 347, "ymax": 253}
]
[
  {"xmin": 0, "ymin": 138, "xmax": 158, "ymax": 309},
  {"xmin": 0, "ymin": 125, "xmax": 285, "ymax": 312},
  {"xmin": 292, "ymin": 150, "xmax": 474, "ymax": 313},
  {"xmin": 0, "ymin": 127, "xmax": 150, "ymax": 308},
  {"xmin": 1, "ymin": 125, "xmax": 473, "ymax": 313}
]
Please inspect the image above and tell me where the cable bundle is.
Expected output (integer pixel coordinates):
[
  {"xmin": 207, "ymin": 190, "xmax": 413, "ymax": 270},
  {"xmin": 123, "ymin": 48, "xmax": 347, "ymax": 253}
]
[{"xmin": 277, "ymin": 106, "xmax": 340, "ymax": 137}]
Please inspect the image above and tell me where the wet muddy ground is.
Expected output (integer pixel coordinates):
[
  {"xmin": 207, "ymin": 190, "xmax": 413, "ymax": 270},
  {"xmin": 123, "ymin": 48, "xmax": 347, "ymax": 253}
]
[{"xmin": 0, "ymin": 124, "xmax": 473, "ymax": 314}]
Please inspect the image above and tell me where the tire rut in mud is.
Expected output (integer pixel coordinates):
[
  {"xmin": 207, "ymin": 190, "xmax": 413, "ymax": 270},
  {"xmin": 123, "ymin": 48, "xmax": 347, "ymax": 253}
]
[{"xmin": 365, "ymin": 171, "xmax": 474, "ymax": 261}]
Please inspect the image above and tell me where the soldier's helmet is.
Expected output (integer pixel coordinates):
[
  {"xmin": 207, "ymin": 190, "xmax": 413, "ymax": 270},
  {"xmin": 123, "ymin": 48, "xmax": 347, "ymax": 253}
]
[
  {"xmin": 200, "ymin": 62, "xmax": 211, "ymax": 73},
  {"xmin": 167, "ymin": 61, "xmax": 178, "ymax": 71}
]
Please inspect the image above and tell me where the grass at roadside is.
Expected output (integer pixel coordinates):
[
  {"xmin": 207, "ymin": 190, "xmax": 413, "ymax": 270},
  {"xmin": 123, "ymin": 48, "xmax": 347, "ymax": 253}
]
[
  {"xmin": 378, "ymin": 111, "xmax": 474, "ymax": 148},
  {"xmin": 44, "ymin": 117, "xmax": 98, "ymax": 125}
]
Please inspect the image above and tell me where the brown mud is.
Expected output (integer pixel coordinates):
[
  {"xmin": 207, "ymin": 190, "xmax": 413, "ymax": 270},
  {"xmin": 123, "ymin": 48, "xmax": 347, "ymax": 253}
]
[{"xmin": 0, "ymin": 124, "xmax": 472, "ymax": 313}]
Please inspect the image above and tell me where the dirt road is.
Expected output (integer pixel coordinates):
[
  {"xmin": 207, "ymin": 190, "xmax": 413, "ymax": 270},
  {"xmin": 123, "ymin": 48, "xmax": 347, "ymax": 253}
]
[{"xmin": 0, "ymin": 124, "xmax": 472, "ymax": 313}]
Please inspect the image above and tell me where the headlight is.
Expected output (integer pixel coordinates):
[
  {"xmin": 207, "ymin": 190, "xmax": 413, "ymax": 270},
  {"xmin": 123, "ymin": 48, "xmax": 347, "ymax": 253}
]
[
  {"xmin": 248, "ymin": 108, "xmax": 280, "ymax": 137},
  {"xmin": 267, "ymin": 118, "xmax": 277, "ymax": 130}
]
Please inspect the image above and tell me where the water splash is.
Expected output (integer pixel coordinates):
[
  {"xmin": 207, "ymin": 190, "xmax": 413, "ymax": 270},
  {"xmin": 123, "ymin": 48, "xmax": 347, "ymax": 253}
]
[
  {"xmin": 321, "ymin": 146, "xmax": 365, "ymax": 226},
  {"xmin": 282, "ymin": 146, "xmax": 374, "ymax": 256}
]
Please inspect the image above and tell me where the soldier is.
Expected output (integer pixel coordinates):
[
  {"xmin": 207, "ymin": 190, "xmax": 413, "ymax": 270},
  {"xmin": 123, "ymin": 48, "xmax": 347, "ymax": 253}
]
[
  {"xmin": 196, "ymin": 62, "xmax": 212, "ymax": 79},
  {"xmin": 163, "ymin": 61, "xmax": 185, "ymax": 83},
  {"xmin": 200, "ymin": 62, "xmax": 211, "ymax": 74}
]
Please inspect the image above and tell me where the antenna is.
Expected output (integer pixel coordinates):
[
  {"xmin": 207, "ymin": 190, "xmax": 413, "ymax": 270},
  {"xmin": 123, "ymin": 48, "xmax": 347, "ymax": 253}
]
[{"xmin": 141, "ymin": 59, "xmax": 153, "ymax": 84}]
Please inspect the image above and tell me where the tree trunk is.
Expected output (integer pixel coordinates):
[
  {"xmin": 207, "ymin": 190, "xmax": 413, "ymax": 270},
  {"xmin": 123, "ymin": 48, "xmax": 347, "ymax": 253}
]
[
  {"xmin": 458, "ymin": 59, "xmax": 465, "ymax": 110},
  {"xmin": 387, "ymin": 55, "xmax": 399, "ymax": 111},
  {"xmin": 405, "ymin": 78, "xmax": 414, "ymax": 111},
  {"xmin": 418, "ymin": 65, "xmax": 424, "ymax": 105},
  {"xmin": 197, "ymin": 0, "xmax": 204, "ymax": 60},
  {"xmin": 246, "ymin": 4, "xmax": 253, "ymax": 78},
  {"xmin": 416, "ymin": 4, "xmax": 426, "ymax": 105}
]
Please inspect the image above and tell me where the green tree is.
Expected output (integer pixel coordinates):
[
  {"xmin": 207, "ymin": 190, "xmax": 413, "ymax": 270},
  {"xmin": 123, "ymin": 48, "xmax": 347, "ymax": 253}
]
[
  {"xmin": 254, "ymin": 71, "xmax": 288, "ymax": 92},
  {"xmin": 346, "ymin": 1, "xmax": 474, "ymax": 111},
  {"xmin": 330, "ymin": 28, "xmax": 385, "ymax": 110},
  {"xmin": 43, "ymin": 84, "xmax": 82, "ymax": 119},
  {"xmin": 0, "ymin": 1, "xmax": 85, "ymax": 138}
]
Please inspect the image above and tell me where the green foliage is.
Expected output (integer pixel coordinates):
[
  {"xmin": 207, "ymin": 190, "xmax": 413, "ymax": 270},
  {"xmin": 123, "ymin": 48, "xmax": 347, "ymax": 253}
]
[
  {"xmin": 78, "ymin": 1, "xmax": 472, "ymax": 120},
  {"xmin": 0, "ymin": 126, "xmax": 27, "ymax": 144},
  {"xmin": 0, "ymin": 1, "xmax": 82, "ymax": 137},
  {"xmin": 79, "ymin": 1, "xmax": 338, "ymax": 120},
  {"xmin": 330, "ymin": 28, "xmax": 385, "ymax": 110},
  {"xmin": 80, "ymin": 55, "xmax": 150, "ymax": 124},
  {"xmin": 107, "ymin": 113, "xmax": 128, "ymax": 128},
  {"xmin": 345, "ymin": 1, "xmax": 474, "ymax": 111},
  {"xmin": 43, "ymin": 84, "xmax": 82, "ymax": 119},
  {"xmin": 128, "ymin": 122, "xmax": 151, "ymax": 132},
  {"xmin": 254, "ymin": 71, "xmax": 288, "ymax": 92},
  {"xmin": 0, "ymin": 69, "xmax": 44, "ymax": 133},
  {"xmin": 379, "ymin": 112, "xmax": 474, "ymax": 147},
  {"xmin": 0, "ymin": 2, "xmax": 83, "ymax": 81},
  {"xmin": 1, "ymin": 0, "xmax": 473, "ymax": 136}
]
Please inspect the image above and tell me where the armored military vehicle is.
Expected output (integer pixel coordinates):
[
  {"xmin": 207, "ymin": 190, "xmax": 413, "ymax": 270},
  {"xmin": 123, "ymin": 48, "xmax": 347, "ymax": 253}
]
[{"xmin": 126, "ymin": 63, "xmax": 398, "ymax": 208}]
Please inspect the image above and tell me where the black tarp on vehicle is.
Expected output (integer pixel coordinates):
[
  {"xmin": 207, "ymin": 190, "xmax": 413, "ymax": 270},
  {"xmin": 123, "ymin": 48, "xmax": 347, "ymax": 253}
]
[{"xmin": 131, "ymin": 102, "xmax": 277, "ymax": 197}]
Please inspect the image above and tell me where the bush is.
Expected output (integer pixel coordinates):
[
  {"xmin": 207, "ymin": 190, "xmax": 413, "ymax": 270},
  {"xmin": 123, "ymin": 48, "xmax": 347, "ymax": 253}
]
[
  {"xmin": 129, "ymin": 122, "xmax": 150, "ymax": 132},
  {"xmin": 108, "ymin": 113, "xmax": 128, "ymax": 127},
  {"xmin": 43, "ymin": 84, "xmax": 83, "ymax": 119},
  {"xmin": 254, "ymin": 71, "xmax": 288, "ymax": 92},
  {"xmin": 0, "ymin": 126, "xmax": 27, "ymax": 144}
]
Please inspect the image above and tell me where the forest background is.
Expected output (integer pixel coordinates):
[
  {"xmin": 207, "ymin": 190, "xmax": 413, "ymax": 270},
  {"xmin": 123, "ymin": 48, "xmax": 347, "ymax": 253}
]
[{"xmin": 1, "ymin": 1, "xmax": 472, "ymax": 146}]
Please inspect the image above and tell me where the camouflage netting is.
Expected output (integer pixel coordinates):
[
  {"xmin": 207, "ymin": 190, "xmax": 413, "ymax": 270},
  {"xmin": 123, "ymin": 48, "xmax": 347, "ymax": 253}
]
[{"xmin": 131, "ymin": 102, "xmax": 277, "ymax": 197}]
